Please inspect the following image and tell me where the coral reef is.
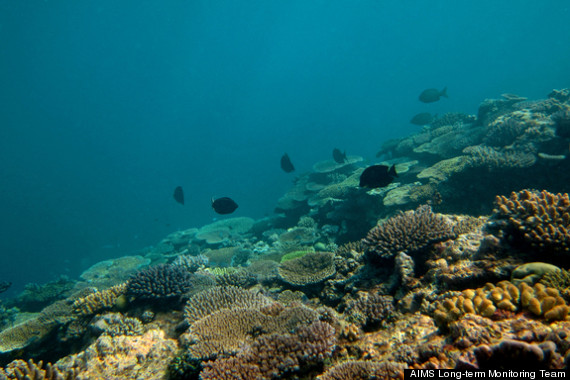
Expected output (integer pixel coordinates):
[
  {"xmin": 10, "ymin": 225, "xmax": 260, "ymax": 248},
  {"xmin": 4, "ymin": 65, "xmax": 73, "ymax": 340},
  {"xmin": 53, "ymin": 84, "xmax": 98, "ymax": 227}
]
[
  {"xmin": 0, "ymin": 282, "xmax": 11, "ymax": 295},
  {"xmin": 363, "ymin": 204, "xmax": 455, "ymax": 260},
  {"xmin": 127, "ymin": 264, "xmax": 193, "ymax": 300},
  {"xmin": 343, "ymin": 292, "xmax": 396, "ymax": 330},
  {"xmin": 0, "ymin": 359, "xmax": 73, "ymax": 380}
]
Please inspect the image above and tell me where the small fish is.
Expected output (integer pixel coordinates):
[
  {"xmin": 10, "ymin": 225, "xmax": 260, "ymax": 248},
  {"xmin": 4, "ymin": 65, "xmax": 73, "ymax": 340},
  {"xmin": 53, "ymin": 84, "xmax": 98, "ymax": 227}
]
[
  {"xmin": 410, "ymin": 112, "xmax": 435, "ymax": 125},
  {"xmin": 359, "ymin": 164, "xmax": 398, "ymax": 188},
  {"xmin": 332, "ymin": 148, "xmax": 347, "ymax": 164},
  {"xmin": 419, "ymin": 87, "xmax": 448, "ymax": 103},
  {"xmin": 173, "ymin": 186, "xmax": 184, "ymax": 205},
  {"xmin": 281, "ymin": 153, "xmax": 295, "ymax": 173},
  {"xmin": 212, "ymin": 197, "xmax": 239, "ymax": 214}
]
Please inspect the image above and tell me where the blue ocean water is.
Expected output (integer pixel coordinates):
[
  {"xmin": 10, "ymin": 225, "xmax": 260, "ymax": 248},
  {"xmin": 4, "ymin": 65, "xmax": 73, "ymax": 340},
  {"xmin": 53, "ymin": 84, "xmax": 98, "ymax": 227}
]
[{"xmin": 0, "ymin": 0, "xmax": 569, "ymax": 294}]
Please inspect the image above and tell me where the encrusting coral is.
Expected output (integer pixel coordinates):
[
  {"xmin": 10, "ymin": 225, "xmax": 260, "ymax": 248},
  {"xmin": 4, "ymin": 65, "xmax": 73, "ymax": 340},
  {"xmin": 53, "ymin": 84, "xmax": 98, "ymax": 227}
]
[
  {"xmin": 491, "ymin": 189, "xmax": 570, "ymax": 254},
  {"xmin": 363, "ymin": 204, "xmax": 455, "ymax": 260}
]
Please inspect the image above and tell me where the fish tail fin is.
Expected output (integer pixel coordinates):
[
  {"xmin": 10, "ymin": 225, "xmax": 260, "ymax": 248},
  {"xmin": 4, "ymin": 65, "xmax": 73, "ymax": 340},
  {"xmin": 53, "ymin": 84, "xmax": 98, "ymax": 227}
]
[
  {"xmin": 389, "ymin": 164, "xmax": 398, "ymax": 177},
  {"xmin": 441, "ymin": 87, "xmax": 448, "ymax": 98}
]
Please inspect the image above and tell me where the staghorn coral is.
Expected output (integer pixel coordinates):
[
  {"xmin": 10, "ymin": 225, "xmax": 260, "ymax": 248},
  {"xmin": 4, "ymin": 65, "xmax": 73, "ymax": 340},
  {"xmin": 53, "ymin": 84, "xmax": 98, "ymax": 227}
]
[
  {"xmin": 72, "ymin": 283, "xmax": 127, "ymax": 316},
  {"xmin": 344, "ymin": 292, "xmax": 397, "ymax": 330},
  {"xmin": 491, "ymin": 189, "xmax": 570, "ymax": 254},
  {"xmin": 127, "ymin": 264, "xmax": 193, "ymax": 300},
  {"xmin": 13, "ymin": 276, "xmax": 76, "ymax": 313},
  {"xmin": 201, "ymin": 321, "xmax": 336, "ymax": 379},
  {"xmin": 0, "ymin": 359, "xmax": 73, "ymax": 380},
  {"xmin": 183, "ymin": 286, "xmax": 273, "ymax": 325},
  {"xmin": 278, "ymin": 251, "xmax": 336, "ymax": 286},
  {"xmin": 430, "ymin": 112, "xmax": 476, "ymax": 129},
  {"xmin": 433, "ymin": 281, "xmax": 570, "ymax": 327},
  {"xmin": 363, "ymin": 205, "xmax": 455, "ymax": 260},
  {"xmin": 317, "ymin": 360, "xmax": 406, "ymax": 380}
]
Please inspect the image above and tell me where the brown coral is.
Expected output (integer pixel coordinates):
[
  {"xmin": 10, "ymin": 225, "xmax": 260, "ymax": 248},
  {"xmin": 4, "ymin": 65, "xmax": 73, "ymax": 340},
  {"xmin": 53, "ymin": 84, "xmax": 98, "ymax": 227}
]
[
  {"xmin": 72, "ymin": 283, "xmax": 127, "ymax": 316},
  {"xmin": 433, "ymin": 281, "xmax": 570, "ymax": 327},
  {"xmin": 363, "ymin": 205, "xmax": 455, "ymax": 260},
  {"xmin": 0, "ymin": 359, "xmax": 71, "ymax": 380},
  {"xmin": 278, "ymin": 251, "xmax": 336, "ymax": 286},
  {"xmin": 492, "ymin": 189, "xmax": 570, "ymax": 254},
  {"xmin": 183, "ymin": 286, "xmax": 273, "ymax": 325}
]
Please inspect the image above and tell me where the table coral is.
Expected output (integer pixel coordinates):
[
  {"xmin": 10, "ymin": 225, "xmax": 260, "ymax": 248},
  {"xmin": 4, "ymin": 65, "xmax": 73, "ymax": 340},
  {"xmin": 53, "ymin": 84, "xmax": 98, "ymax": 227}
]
[{"xmin": 278, "ymin": 251, "xmax": 336, "ymax": 286}]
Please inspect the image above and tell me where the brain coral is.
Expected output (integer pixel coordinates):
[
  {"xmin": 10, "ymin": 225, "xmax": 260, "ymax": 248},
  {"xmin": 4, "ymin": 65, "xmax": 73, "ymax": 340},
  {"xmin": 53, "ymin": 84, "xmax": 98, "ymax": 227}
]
[
  {"xmin": 492, "ymin": 189, "xmax": 570, "ymax": 254},
  {"xmin": 278, "ymin": 251, "xmax": 336, "ymax": 286},
  {"xmin": 363, "ymin": 205, "xmax": 455, "ymax": 260},
  {"xmin": 127, "ymin": 264, "xmax": 193, "ymax": 300}
]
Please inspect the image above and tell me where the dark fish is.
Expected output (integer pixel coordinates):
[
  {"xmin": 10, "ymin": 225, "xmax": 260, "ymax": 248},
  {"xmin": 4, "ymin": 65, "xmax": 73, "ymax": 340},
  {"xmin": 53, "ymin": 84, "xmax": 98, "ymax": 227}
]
[
  {"xmin": 419, "ymin": 87, "xmax": 448, "ymax": 103},
  {"xmin": 332, "ymin": 148, "xmax": 347, "ymax": 164},
  {"xmin": 359, "ymin": 164, "xmax": 398, "ymax": 189},
  {"xmin": 212, "ymin": 197, "xmax": 238, "ymax": 214},
  {"xmin": 173, "ymin": 186, "xmax": 184, "ymax": 205},
  {"xmin": 280, "ymin": 153, "xmax": 295, "ymax": 173},
  {"xmin": 0, "ymin": 281, "xmax": 11, "ymax": 294},
  {"xmin": 410, "ymin": 112, "xmax": 435, "ymax": 125}
]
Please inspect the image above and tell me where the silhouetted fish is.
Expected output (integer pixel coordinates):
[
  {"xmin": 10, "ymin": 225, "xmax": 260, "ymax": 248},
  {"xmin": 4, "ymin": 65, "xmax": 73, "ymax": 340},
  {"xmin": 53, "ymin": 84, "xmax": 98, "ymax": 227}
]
[
  {"xmin": 410, "ymin": 112, "xmax": 435, "ymax": 125},
  {"xmin": 419, "ymin": 87, "xmax": 448, "ymax": 103},
  {"xmin": 212, "ymin": 197, "xmax": 239, "ymax": 214},
  {"xmin": 359, "ymin": 164, "xmax": 398, "ymax": 188},
  {"xmin": 0, "ymin": 281, "xmax": 11, "ymax": 294},
  {"xmin": 173, "ymin": 186, "xmax": 184, "ymax": 205},
  {"xmin": 281, "ymin": 153, "xmax": 295, "ymax": 173},
  {"xmin": 332, "ymin": 148, "xmax": 347, "ymax": 164}
]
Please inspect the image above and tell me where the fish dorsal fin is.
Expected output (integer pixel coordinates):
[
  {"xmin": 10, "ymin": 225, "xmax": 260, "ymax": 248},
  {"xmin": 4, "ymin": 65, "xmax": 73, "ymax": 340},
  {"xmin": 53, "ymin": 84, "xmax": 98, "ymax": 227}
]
[{"xmin": 389, "ymin": 164, "xmax": 398, "ymax": 177}]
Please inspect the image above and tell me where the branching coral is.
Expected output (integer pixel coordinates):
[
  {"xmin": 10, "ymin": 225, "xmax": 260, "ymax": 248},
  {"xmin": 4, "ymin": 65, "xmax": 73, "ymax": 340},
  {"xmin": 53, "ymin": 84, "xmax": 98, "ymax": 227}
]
[
  {"xmin": 127, "ymin": 264, "xmax": 193, "ymax": 300},
  {"xmin": 0, "ymin": 359, "xmax": 72, "ymax": 380},
  {"xmin": 278, "ymin": 251, "xmax": 336, "ymax": 286},
  {"xmin": 344, "ymin": 292, "xmax": 396, "ymax": 330},
  {"xmin": 73, "ymin": 283, "xmax": 127, "ymax": 316},
  {"xmin": 200, "ymin": 321, "xmax": 336, "ymax": 379},
  {"xmin": 491, "ymin": 189, "xmax": 570, "ymax": 254},
  {"xmin": 363, "ymin": 205, "xmax": 455, "ymax": 260}
]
